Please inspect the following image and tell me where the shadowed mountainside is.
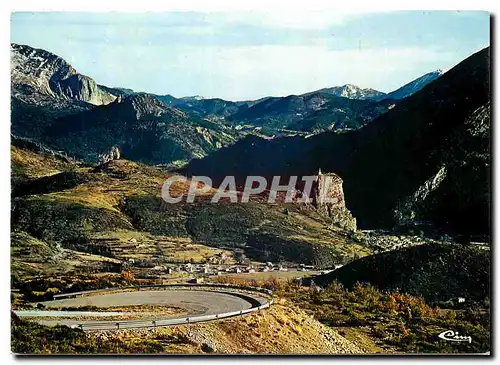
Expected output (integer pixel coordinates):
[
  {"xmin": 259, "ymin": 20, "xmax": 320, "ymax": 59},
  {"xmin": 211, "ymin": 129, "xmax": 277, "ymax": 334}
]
[
  {"xmin": 312, "ymin": 243, "xmax": 490, "ymax": 304},
  {"xmin": 185, "ymin": 47, "xmax": 490, "ymax": 235}
]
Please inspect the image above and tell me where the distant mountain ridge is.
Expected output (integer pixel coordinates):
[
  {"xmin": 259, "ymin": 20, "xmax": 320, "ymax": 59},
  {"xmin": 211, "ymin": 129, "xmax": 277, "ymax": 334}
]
[
  {"xmin": 382, "ymin": 70, "xmax": 445, "ymax": 100},
  {"xmin": 226, "ymin": 93, "xmax": 394, "ymax": 133},
  {"xmin": 115, "ymin": 73, "xmax": 443, "ymax": 134},
  {"xmin": 10, "ymin": 42, "xmax": 451, "ymax": 168},
  {"xmin": 306, "ymin": 84, "xmax": 386, "ymax": 100},
  {"xmin": 147, "ymin": 72, "xmax": 444, "ymax": 134}
]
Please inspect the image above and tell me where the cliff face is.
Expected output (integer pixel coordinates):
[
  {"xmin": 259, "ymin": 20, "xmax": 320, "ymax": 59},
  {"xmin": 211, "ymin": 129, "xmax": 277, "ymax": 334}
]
[
  {"xmin": 311, "ymin": 171, "xmax": 357, "ymax": 232},
  {"xmin": 11, "ymin": 43, "xmax": 116, "ymax": 106},
  {"xmin": 55, "ymin": 74, "xmax": 116, "ymax": 105},
  {"xmin": 394, "ymin": 102, "xmax": 491, "ymax": 235}
]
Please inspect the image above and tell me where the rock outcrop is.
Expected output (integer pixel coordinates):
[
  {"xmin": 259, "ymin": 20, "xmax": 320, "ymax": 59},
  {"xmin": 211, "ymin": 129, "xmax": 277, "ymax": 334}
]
[
  {"xmin": 311, "ymin": 170, "xmax": 357, "ymax": 232},
  {"xmin": 98, "ymin": 146, "xmax": 121, "ymax": 165},
  {"xmin": 11, "ymin": 43, "xmax": 116, "ymax": 106}
]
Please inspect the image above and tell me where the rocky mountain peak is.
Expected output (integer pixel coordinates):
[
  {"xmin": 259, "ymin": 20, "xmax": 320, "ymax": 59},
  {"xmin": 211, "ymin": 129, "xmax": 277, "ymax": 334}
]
[
  {"xmin": 11, "ymin": 43, "xmax": 75, "ymax": 95},
  {"xmin": 114, "ymin": 93, "xmax": 188, "ymax": 120},
  {"xmin": 312, "ymin": 84, "xmax": 386, "ymax": 100},
  {"xmin": 11, "ymin": 43, "xmax": 116, "ymax": 106}
]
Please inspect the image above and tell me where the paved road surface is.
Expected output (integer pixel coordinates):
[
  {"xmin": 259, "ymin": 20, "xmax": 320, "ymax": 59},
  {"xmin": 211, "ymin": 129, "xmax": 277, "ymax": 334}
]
[{"xmin": 16, "ymin": 288, "xmax": 269, "ymax": 330}]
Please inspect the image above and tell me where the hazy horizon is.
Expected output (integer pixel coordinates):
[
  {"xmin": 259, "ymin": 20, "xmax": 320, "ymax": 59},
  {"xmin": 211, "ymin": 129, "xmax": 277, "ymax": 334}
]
[{"xmin": 11, "ymin": 11, "xmax": 490, "ymax": 100}]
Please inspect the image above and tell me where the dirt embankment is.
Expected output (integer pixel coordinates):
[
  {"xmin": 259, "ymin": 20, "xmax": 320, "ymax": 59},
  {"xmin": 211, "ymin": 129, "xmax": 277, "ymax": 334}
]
[{"xmin": 88, "ymin": 300, "xmax": 363, "ymax": 354}]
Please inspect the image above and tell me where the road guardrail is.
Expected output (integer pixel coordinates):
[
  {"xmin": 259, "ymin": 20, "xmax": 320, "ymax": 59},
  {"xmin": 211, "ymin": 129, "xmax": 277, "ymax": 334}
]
[{"xmin": 49, "ymin": 283, "xmax": 274, "ymax": 331}]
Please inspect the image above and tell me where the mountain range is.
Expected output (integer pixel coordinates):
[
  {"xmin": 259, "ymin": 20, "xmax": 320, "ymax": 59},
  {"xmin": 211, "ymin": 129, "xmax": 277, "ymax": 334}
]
[
  {"xmin": 13, "ymin": 41, "xmax": 491, "ymax": 236},
  {"xmin": 11, "ymin": 43, "xmax": 449, "ymax": 166},
  {"xmin": 12, "ymin": 42, "xmax": 490, "ymax": 236}
]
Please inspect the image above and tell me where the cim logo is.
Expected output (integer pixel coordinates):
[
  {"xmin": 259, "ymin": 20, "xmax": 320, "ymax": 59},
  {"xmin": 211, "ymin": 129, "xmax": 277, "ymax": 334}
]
[{"xmin": 438, "ymin": 330, "xmax": 472, "ymax": 343}]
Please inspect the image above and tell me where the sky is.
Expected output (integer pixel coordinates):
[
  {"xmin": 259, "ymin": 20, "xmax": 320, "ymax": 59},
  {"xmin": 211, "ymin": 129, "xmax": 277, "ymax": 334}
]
[{"xmin": 10, "ymin": 11, "xmax": 490, "ymax": 101}]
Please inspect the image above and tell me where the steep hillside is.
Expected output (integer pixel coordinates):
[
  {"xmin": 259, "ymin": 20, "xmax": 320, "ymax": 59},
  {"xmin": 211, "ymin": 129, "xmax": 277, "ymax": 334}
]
[
  {"xmin": 11, "ymin": 135, "xmax": 76, "ymax": 195},
  {"xmin": 334, "ymin": 47, "xmax": 490, "ymax": 233},
  {"xmin": 42, "ymin": 94, "xmax": 240, "ymax": 166},
  {"xmin": 185, "ymin": 47, "xmax": 490, "ymax": 235},
  {"xmin": 11, "ymin": 96, "xmax": 92, "ymax": 139},
  {"xmin": 393, "ymin": 102, "xmax": 491, "ymax": 234},
  {"xmin": 312, "ymin": 243, "xmax": 490, "ymax": 304},
  {"xmin": 11, "ymin": 143, "xmax": 372, "ymax": 279}
]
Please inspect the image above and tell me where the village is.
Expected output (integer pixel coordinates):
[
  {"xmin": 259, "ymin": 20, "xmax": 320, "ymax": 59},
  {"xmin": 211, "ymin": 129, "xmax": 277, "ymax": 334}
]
[{"xmin": 121, "ymin": 249, "xmax": 330, "ymax": 283}]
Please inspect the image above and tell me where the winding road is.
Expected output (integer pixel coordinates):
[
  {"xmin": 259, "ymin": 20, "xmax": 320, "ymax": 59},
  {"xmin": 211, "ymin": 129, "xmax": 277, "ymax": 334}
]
[{"xmin": 14, "ymin": 286, "xmax": 272, "ymax": 330}]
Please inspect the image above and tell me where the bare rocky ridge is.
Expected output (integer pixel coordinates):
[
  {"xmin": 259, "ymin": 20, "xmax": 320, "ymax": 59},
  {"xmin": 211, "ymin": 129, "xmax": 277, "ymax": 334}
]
[{"xmin": 11, "ymin": 43, "xmax": 116, "ymax": 106}]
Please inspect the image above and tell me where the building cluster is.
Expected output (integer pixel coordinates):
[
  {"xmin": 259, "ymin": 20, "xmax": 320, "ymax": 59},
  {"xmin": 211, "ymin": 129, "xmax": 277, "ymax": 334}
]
[
  {"xmin": 142, "ymin": 261, "xmax": 319, "ymax": 277},
  {"xmin": 125, "ymin": 251, "xmax": 323, "ymax": 279}
]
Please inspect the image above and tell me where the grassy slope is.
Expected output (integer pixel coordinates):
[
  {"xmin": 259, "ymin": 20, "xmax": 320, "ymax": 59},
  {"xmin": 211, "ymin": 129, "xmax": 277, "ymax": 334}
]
[
  {"xmin": 11, "ymin": 145, "xmax": 370, "ymax": 287},
  {"xmin": 276, "ymin": 281, "xmax": 490, "ymax": 354}
]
